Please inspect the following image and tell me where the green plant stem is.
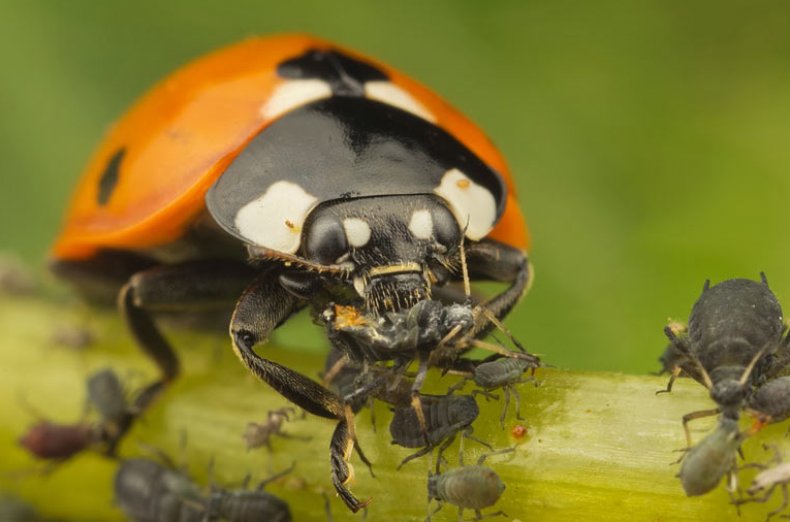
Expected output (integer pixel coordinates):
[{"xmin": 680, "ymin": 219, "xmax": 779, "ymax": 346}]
[{"xmin": 0, "ymin": 293, "xmax": 786, "ymax": 521}]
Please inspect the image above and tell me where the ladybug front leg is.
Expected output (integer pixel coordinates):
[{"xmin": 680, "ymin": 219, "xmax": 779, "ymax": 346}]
[
  {"xmin": 232, "ymin": 274, "xmax": 371, "ymax": 512},
  {"xmin": 464, "ymin": 239, "xmax": 531, "ymax": 337},
  {"xmin": 230, "ymin": 272, "xmax": 345, "ymax": 420},
  {"xmin": 119, "ymin": 260, "xmax": 258, "ymax": 413}
]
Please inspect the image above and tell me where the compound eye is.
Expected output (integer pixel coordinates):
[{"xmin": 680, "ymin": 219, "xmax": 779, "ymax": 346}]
[
  {"xmin": 304, "ymin": 215, "xmax": 348, "ymax": 265},
  {"xmin": 432, "ymin": 204, "xmax": 461, "ymax": 248}
]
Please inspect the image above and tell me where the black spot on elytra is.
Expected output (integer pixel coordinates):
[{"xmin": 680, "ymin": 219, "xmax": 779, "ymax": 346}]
[
  {"xmin": 97, "ymin": 148, "xmax": 126, "ymax": 206},
  {"xmin": 277, "ymin": 49, "xmax": 388, "ymax": 97}
]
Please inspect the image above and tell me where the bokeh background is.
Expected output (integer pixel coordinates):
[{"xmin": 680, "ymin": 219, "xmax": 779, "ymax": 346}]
[{"xmin": 2, "ymin": 0, "xmax": 790, "ymax": 374}]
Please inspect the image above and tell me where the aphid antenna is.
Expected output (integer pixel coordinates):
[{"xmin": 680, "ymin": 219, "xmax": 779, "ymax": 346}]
[
  {"xmin": 471, "ymin": 339, "xmax": 541, "ymax": 366},
  {"xmin": 480, "ymin": 308, "xmax": 528, "ymax": 354},
  {"xmin": 737, "ymin": 343, "xmax": 772, "ymax": 388}
]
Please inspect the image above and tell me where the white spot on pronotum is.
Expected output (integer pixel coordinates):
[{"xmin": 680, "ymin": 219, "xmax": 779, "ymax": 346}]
[
  {"xmin": 408, "ymin": 209, "xmax": 433, "ymax": 240},
  {"xmin": 434, "ymin": 168, "xmax": 497, "ymax": 241},
  {"xmin": 260, "ymin": 80, "xmax": 333, "ymax": 120},
  {"xmin": 234, "ymin": 181, "xmax": 318, "ymax": 254},
  {"xmin": 364, "ymin": 81, "xmax": 436, "ymax": 122},
  {"xmin": 343, "ymin": 218, "xmax": 372, "ymax": 248}
]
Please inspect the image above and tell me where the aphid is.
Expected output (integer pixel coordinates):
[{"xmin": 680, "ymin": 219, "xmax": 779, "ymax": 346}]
[
  {"xmin": 734, "ymin": 444, "xmax": 790, "ymax": 520},
  {"xmin": 677, "ymin": 417, "xmax": 743, "ymax": 497},
  {"xmin": 19, "ymin": 367, "xmax": 133, "ymax": 463},
  {"xmin": 660, "ymin": 276, "xmax": 787, "ymax": 443},
  {"xmin": 427, "ymin": 447, "xmax": 513, "ymax": 521},
  {"xmin": 205, "ymin": 488, "xmax": 292, "ymax": 522},
  {"xmin": 115, "ymin": 452, "xmax": 293, "ymax": 522},
  {"xmin": 243, "ymin": 407, "xmax": 309, "ymax": 451},
  {"xmin": 389, "ymin": 394, "xmax": 488, "ymax": 469},
  {"xmin": 19, "ymin": 421, "xmax": 96, "ymax": 462},
  {"xmin": 86, "ymin": 368, "xmax": 135, "ymax": 454},
  {"xmin": 50, "ymin": 324, "xmax": 95, "ymax": 351},
  {"xmin": 448, "ymin": 355, "xmax": 536, "ymax": 427},
  {"xmin": 114, "ymin": 458, "xmax": 206, "ymax": 522}
]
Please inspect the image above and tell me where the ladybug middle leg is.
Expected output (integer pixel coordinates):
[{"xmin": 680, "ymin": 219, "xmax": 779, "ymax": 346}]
[
  {"xmin": 464, "ymin": 239, "xmax": 531, "ymax": 338},
  {"xmin": 117, "ymin": 260, "xmax": 257, "ymax": 422},
  {"xmin": 230, "ymin": 272, "xmax": 371, "ymax": 512}
]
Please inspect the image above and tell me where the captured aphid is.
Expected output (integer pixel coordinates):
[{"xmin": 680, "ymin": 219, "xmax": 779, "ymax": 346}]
[
  {"xmin": 427, "ymin": 447, "xmax": 513, "ymax": 521},
  {"xmin": 734, "ymin": 444, "xmax": 790, "ymax": 520},
  {"xmin": 677, "ymin": 418, "xmax": 743, "ymax": 497},
  {"xmin": 660, "ymin": 276, "xmax": 788, "ymax": 443},
  {"xmin": 389, "ymin": 394, "xmax": 488, "ymax": 469},
  {"xmin": 243, "ymin": 407, "xmax": 309, "ymax": 451}
]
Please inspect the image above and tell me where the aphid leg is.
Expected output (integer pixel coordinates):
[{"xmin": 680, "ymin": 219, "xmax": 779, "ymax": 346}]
[
  {"xmin": 475, "ymin": 509, "xmax": 507, "ymax": 520},
  {"xmin": 329, "ymin": 419, "xmax": 370, "ymax": 512},
  {"xmin": 655, "ymin": 366, "xmax": 682, "ymax": 395},
  {"xmin": 476, "ymin": 447, "xmax": 516, "ymax": 466},
  {"xmin": 426, "ymin": 499, "xmax": 444, "ymax": 522},
  {"xmin": 512, "ymin": 385, "xmax": 525, "ymax": 420},
  {"xmin": 397, "ymin": 443, "xmax": 437, "ymax": 470},
  {"xmin": 681, "ymin": 408, "xmax": 721, "ymax": 447},
  {"xmin": 734, "ymin": 484, "xmax": 782, "ymax": 517},
  {"xmin": 411, "ymin": 356, "xmax": 431, "ymax": 444},
  {"xmin": 257, "ymin": 462, "xmax": 296, "ymax": 489},
  {"xmin": 321, "ymin": 490, "xmax": 335, "ymax": 522},
  {"xmin": 447, "ymin": 377, "xmax": 472, "ymax": 395},
  {"xmin": 471, "ymin": 389, "xmax": 500, "ymax": 402},
  {"xmin": 459, "ymin": 427, "xmax": 495, "ymax": 456}
]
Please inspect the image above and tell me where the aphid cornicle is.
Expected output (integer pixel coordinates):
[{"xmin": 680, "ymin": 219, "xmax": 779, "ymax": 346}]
[
  {"xmin": 50, "ymin": 35, "xmax": 531, "ymax": 511},
  {"xmin": 660, "ymin": 276, "xmax": 788, "ymax": 443}
]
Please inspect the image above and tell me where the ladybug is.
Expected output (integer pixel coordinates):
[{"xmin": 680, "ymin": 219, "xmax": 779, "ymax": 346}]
[{"xmin": 51, "ymin": 34, "xmax": 531, "ymax": 511}]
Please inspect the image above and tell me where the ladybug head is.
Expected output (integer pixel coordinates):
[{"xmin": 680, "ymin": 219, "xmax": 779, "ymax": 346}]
[{"xmin": 299, "ymin": 195, "xmax": 462, "ymax": 314}]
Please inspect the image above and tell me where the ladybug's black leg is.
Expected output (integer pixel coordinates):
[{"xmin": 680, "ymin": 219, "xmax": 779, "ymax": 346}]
[
  {"xmin": 463, "ymin": 240, "xmax": 530, "ymax": 338},
  {"xmin": 230, "ymin": 273, "xmax": 344, "ymax": 420},
  {"xmin": 120, "ymin": 261, "xmax": 258, "ymax": 412},
  {"xmin": 232, "ymin": 276, "xmax": 373, "ymax": 511},
  {"xmin": 330, "ymin": 418, "xmax": 372, "ymax": 513}
]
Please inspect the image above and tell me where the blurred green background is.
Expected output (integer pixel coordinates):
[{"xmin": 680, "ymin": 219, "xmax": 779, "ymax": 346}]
[{"xmin": 2, "ymin": 0, "xmax": 790, "ymax": 374}]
